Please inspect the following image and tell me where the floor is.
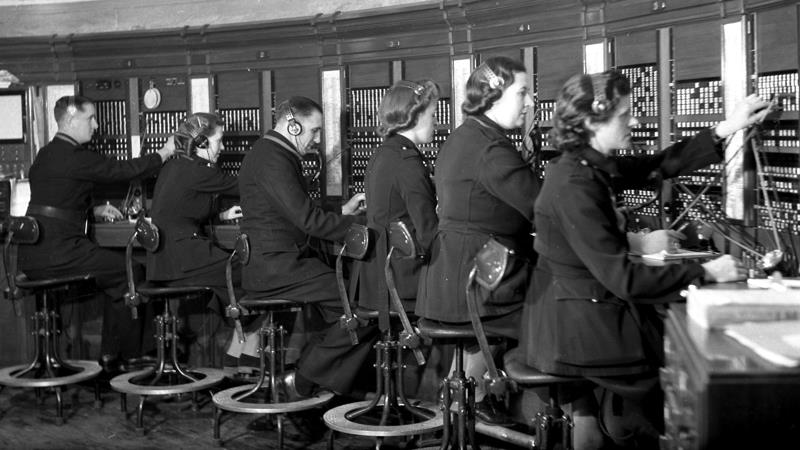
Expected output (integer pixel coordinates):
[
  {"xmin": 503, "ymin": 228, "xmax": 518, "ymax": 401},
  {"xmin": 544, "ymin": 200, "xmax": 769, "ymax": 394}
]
[{"xmin": 0, "ymin": 378, "xmax": 526, "ymax": 450}]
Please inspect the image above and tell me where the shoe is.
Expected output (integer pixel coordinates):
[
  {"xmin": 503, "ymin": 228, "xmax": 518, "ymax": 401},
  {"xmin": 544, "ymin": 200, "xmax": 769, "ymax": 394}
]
[
  {"xmin": 99, "ymin": 354, "xmax": 126, "ymax": 375},
  {"xmin": 474, "ymin": 396, "xmax": 515, "ymax": 427},
  {"xmin": 280, "ymin": 370, "xmax": 310, "ymax": 402}
]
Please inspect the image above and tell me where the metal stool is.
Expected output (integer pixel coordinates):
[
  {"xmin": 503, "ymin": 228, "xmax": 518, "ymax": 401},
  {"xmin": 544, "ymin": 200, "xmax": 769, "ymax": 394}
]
[
  {"xmin": 109, "ymin": 217, "xmax": 225, "ymax": 432},
  {"xmin": 503, "ymin": 348, "xmax": 582, "ymax": 450},
  {"xmin": 324, "ymin": 222, "xmax": 443, "ymax": 448},
  {"xmin": 212, "ymin": 233, "xmax": 333, "ymax": 449},
  {"xmin": 416, "ymin": 238, "xmax": 526, "ymax": 450},
  {"xmin": 0, "ymin": 216, "xmax": 102, "ymax": 425}
]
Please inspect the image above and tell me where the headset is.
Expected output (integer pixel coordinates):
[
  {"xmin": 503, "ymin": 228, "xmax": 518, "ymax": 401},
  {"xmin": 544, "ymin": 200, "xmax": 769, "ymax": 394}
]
[
  {"xmin": 285, "ymin": 106, "xmax": 303, "ymax": 136},
  {"xmin": 187, "ymin": 115, "xmax": 210, "ymax": 150},
  {"xmin": 590, "ymin": 73, "xmax": 611, "ymax": 114}
]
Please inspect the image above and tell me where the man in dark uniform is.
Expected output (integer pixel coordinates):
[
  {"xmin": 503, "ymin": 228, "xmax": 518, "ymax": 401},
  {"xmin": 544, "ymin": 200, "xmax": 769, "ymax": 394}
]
[
  {"xmin": 18, "ymin": 95, "xmax": 176, "ymax": 369},
  {"xmin": 238, "ymin": 96, "xmax": 376, "ymax": 399}
]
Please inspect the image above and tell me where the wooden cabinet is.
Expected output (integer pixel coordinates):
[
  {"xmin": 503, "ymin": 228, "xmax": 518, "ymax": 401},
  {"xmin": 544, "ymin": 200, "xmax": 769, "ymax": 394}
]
[{"xmin": 661, "ymin": 305, "xmax": 800, "ymax": 449}]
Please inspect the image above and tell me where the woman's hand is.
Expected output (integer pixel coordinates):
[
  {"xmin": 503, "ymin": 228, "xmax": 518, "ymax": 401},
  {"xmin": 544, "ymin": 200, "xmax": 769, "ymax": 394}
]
[
  {"xmin": 715, "ymin": 94, "xmax": 773, "ymax": 139},
  {"xmin": 702, "ymin": 254, "xmax": 748, "ymax": 283}
]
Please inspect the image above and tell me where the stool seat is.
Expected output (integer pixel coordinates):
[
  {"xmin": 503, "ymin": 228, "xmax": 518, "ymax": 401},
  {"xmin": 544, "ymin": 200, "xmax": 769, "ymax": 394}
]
[
  {"xmin": 238, "ymin": 295, "xmax": 296, "ymax": 310},
  {"xmin": 14, "ymin": 272, "xmax": 94, "ymax": 290},
  {"xmin": 354, "ymin": 306, "xmax": 399, "ymax": 321},
  {"xmin": 136, "ymin": 282, "xmax": 212, "ymax": 298},
  {"xmin": 503, "ymin": 349, "xmax": 581, "ymax": 386},
  {"xmin": 416, "ymin": 318, "xmax": 476, "ymax": 340}
]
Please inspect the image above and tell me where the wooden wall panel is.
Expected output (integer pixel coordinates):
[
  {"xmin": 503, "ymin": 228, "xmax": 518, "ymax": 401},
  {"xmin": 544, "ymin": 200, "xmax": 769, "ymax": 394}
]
[
  {"xmin": 537, "ymin": 40, "xmax": 582, "ymax": 99},
  {"xmin": 273, "ymin": 66, "xmax": 321, "ymax": 104},
  {"xmin": 614, "ymin": 30, "xmax": 658, "ymax": 67},
  {"xmin": 674, "ymin": 20, "xmax": 722, "ymax": 80},
  {"xmin": 756, "ymin": 5, "xmax": 798, "ymax": 72},
  {"xmin": 478, "ymin": 48, "xmax": 523, "ymax": 65},
  {"xmin": 347, "ymin": 61, "xmax": 391, "ymax": 89},
  {"xmin": 139, "ymin": 75, "xmax": 188, "ymax": 111},
  {"xmin": 215, "ymin": 71, "xmax": 260, "ymax": 108},
  {"xmin": 405, "ymin": 56, "xmax": 451, "ymax": 94},
  {"xmin": 80, "ymin": 78, "xmax": 128, "ymax": 101}
]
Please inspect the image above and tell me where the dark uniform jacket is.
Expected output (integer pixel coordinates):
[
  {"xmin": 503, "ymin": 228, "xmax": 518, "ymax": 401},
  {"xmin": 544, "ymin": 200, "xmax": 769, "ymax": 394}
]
[
  {"xmin": 19, "ymin": 132, "xmax": 162, "ymax": 290},
  {"xmin": 521, "ymin": 129, "xmax": 720, "ymax": 377},
  {"xmin": 238, "ymin": 130, "xmax": 364, "ymax": 297},
  {"xmin": 147, "ymin": 155, "xmax": 238, "ymax": 281},
  {"xmin": 355, "ymin": 134, "xmax": 438, "ymax": 320},
  {"xmin": 416, "ymin": 115, "xmax": 540, "ymax": 323}
]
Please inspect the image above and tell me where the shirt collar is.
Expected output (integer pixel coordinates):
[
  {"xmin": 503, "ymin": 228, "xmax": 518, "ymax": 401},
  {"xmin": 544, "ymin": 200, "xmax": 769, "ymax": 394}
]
[
  {"xmin": 470, "ymin": 114, "xmax": 505, "ymax": 134},
  {"xmin": 574, "ymin": 146, "xmax": 621, "ymax": 178},
  {"xmin": 265, "ymin": 130, "xmax": 304, "ymax": 160},
  {"xmin": 386, "ymin": 133, "xmax": 418, "ymax": 151},
  {"xmin": 54, "ymin": 132, "xmax": 81, "ymax": 147}
]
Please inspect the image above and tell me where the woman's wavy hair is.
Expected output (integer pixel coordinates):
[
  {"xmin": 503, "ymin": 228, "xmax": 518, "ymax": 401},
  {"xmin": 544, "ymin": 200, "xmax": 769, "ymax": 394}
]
[
  {"xmin": 174, "ymin": 112, "xmax": 225, "ymax": 155},
  {"xmin": 377, "ymin": 79, "xmax": 440, "ymax": 138},
  {"xmin": 552, "ymin": 69, "xmax": 631, "ymax": 153},
  {"xmin": 462, "ymin": 56, "xmax": 527, "ymax": 117}
]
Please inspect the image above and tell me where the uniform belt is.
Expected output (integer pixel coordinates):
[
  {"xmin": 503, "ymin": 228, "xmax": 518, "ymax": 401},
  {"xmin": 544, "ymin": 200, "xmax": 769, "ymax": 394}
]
[{"xmin": 26, "ymin": 204, "xmax": 86, "ymax": 223}]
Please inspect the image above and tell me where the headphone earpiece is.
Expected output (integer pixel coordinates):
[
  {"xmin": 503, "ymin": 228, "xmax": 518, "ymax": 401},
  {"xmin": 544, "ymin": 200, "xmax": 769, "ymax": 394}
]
[
  {"xmin": 286, "ymin": 109, "xmax": 303, "ymax": 136},
  {"xmin": 193, "ymin": 134, "xmax": 209, "ymax": 149},
  {"xmin": 186, "ymin": 115, "xmax": 211, "ymax": 151},
  {"xmin": 590, "ymin": 74, "xmax": 610, "ymax": 115}
]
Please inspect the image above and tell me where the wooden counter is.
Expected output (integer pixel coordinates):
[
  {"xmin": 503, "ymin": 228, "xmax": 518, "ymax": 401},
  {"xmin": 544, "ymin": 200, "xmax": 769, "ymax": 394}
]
[{"xmin": 661, "ymin": 302, "xmax": 800, "ymax": 449}]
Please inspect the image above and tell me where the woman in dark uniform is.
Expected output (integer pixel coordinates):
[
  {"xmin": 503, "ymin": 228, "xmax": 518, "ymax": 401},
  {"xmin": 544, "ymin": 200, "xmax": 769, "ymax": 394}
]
[
  {"xmin": 146, "ymin": 112, "xmax": 244, "ymax": 357},
  {"xmin": 520, "ymin": 70, "xmax": 769, "ymax": 448},
  {"xmin": 356, "ymin": 79, "xmax": 440, "ymax": 328},
  {"xmin": 416, "ymin": 56, "xmax": 538, "ymax": 424}
]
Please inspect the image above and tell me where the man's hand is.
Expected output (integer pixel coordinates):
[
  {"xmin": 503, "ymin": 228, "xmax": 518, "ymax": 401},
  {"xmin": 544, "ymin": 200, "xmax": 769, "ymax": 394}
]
[
  {"xmin": 156, "ymin": 135, "xmax": 177, "ymax": 162},
  {"xmin": 94, "ymin": 203, "xmax": 124, "ymax": 222},
  {"xmin": 342, "ymin": 193, "xmax": 366, "ymax": 215},
  {"xmin": 219, "ymin": 205, "xmax": 243, "ymax": 221}
]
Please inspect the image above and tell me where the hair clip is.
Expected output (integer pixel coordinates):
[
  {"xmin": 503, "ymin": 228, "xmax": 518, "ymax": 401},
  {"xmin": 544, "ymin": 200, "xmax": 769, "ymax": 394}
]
[
  {"xmin": 481, "ymin": 66, "xmax": 503, "ymax": 90},
  {"xmin": 396, "ymin": 80, "xmax": 425, "ymax": 96}
]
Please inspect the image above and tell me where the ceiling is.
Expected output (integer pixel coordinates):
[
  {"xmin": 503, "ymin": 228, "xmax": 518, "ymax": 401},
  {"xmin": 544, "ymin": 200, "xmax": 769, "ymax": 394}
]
[{"xmin": 0, "ymin": 0, "xmax": 440, "ymax": 38}]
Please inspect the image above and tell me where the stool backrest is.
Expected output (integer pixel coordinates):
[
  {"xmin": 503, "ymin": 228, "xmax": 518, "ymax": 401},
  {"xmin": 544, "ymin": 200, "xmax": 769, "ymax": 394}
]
[
  {"xmin": 226, "ymin": 233, "xmax": 250, "ymax": 343},
  {"xmin": 388, "ymin": 221, "xmax": 421, "ymax": 259},
  {"xmin": 134, "ymin": 217, "xmax": 160, "ymax": 252},
  {"xmin": 385, "ymin": 220, "xmax": 426, "ymax": 365},
  {"xmin": 233, "ymin": 233, "xmax": 251, "ymax": 265},
  {"xmin": 123, "ymin": 217, "xmax": 160, "ymax": 318},
  {"xmin": 2, "ymin": 216, "xmax": 39, "ymax": 310},
  {"xmin": 474, "ymin": 238, "xmax": 514, "ymax": 292},
  {"xmin": 336, "ymin": 223, "xmax": 371, "ymax": 346},
  {"xmin": 226, "ymin": 233, "xmax": 250, "ymax": 299},
  {"xmin": 341, "ymin": 223, "xmax": 370, "ymax": 260},
  {"xmin": 466, "ymin": 238, "xmax": 518, "ymax": 393}
]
